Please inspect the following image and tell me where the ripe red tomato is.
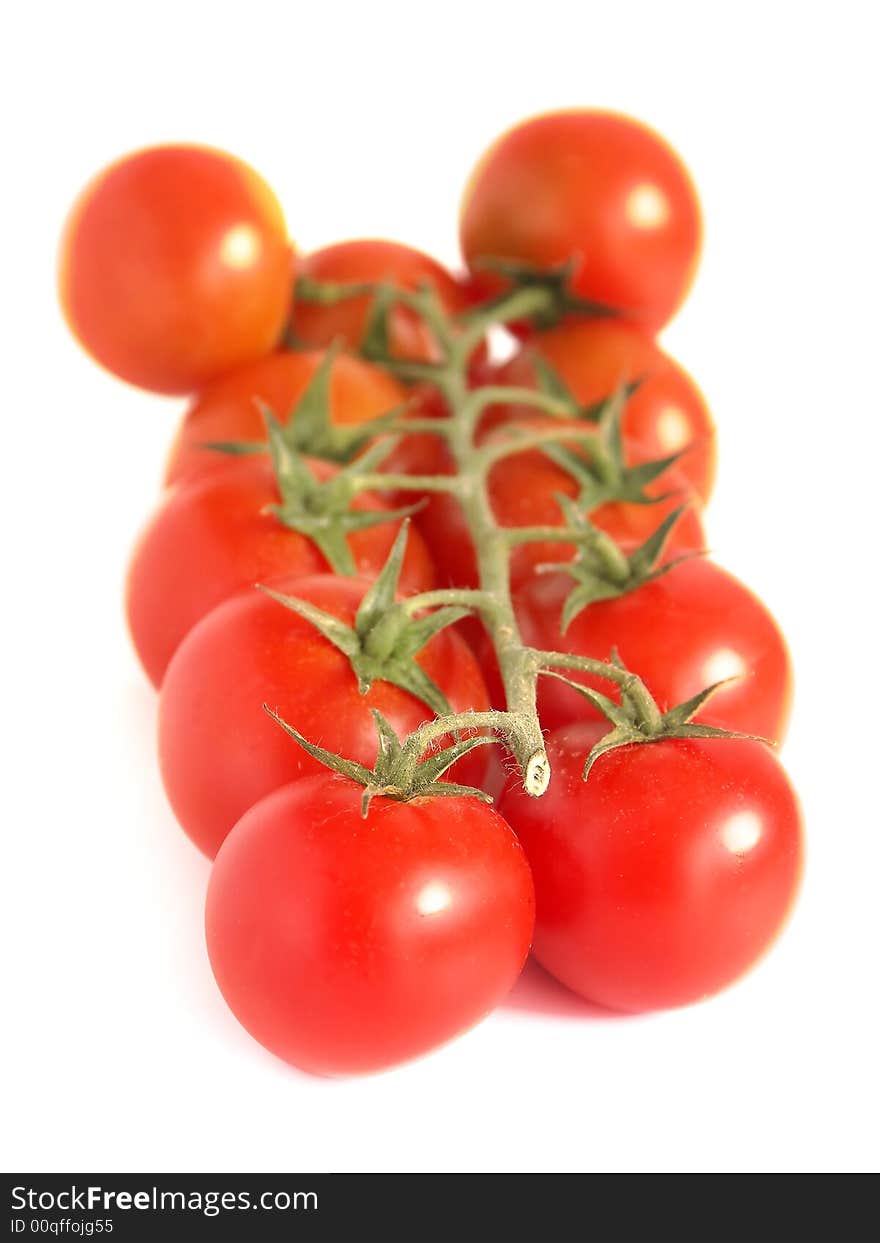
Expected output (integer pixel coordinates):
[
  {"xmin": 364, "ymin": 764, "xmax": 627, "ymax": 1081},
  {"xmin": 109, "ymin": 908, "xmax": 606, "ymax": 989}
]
[
  {"xmin": 460, "ymin": 111, "xmax": 701, "ymax": 331},
  {"xmin": 494, "ymin": 319, "xmax": 716, "ymax": 502},
  {"xmin": 290, "ymin": 239, "xmax": 471, "ymax": 362},
  {"xmin": 514, "ymin": 558, "xmax": 793, "ymax": 743},
  {"xmin": 164, "ymin": 349, "xmax": 406, "ymax": 485},
  {"xmin": 498, "ymin": 723, "xmax": 803, "ymax": 1012},
  {"xmin": 159, "ymin": 574, "xmax": 491, "ymax": 858},
  {"xmin": 206, "ymin": 776, "xmax": 535, "ymax": 1074},
  {"xmin": 126, "ymin": 457, "xmax": 436, "ymax": 687},
  {"xmin": 415, "ymin": 428, "xmax": 705, "ymax": 590},
  {"xmin": 58, "ymin": 145, "xmax": 292, "ymax": 394}
]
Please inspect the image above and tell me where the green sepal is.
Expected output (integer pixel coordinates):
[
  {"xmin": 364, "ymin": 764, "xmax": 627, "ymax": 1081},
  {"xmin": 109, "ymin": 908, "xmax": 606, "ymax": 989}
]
[
  {"xmin": 465, "ymin": 257, "xmax": 618, "ymax": 329},
  {"xmin": 531, "ymin": 355, "xmax": 577, "ymax": 407},
  {"xmin": 410, "ymin": 780, "xmax": 493, "ymax": 801},
  {"xmin": 618, "ymin": 454, "xmax": 685, "ymax": 496},
  {"xmin": 199, "ymin": 439, "xmax": 267, "ymax": 458},
  {"xmin": 363, "ymin": 658, "xmax": 452, "ymax": 717},
  {"xmin": 263, "ymin": 706, "xmax": 375, "ymax": 786},
  {"xmin": 359, "ymin": 283, "xmax": 396, "ymax": 361},
  {"xmin": 341, "ymin": 431, "xmax": 401, "ymax": 476},
  {"xmin": 409, "ymin": 731, "xmax": 495, "ymax": 789},
  {"xmin": 546, "ymin": 502, "xmax": 700, "ymax": 631},
  {"xmin": 263, "ymin": 706, "xmax": 494, "ymax": 816},
  {"xmin": 256, "ymin": 585, "xmax": 361, "ymax": 660},
  {"xmin": 276, "ymin": 342, "xmax": 339, "ymax": 450},
  {"xmin": 269, "ymin": 505, "xmax": 357, "ymax": 575},
  {"xmin": 372, "ymin": 708, "xmax": 405, "ymax": 768},
  {"xmin": 272, "ymin": 344, "xmax": 407, "ymax": 464},
  {"xmin": 540, "ymin": 671, "xmax": 768, "ymax": 779},
  {"xmin": 202, "ymin": 344, "xmax": 406, "ymax": 467},
  {"xmin": 349, "ymin": 522, "xmax": 458, "ymax": 714},
  {"xmin": 353, "ymin": 520, "xmax": 411, "ymax": 637},
  {"xmin": 536, "ymin": 381, "xmax": 685, "ymax": 513},
  {"xmin": 394, "ymin": 606, "xmax": 471, "ymax": 659},
  {"xmin": 261, "ymin": 408, "xmax": 421, "ymax": 575},
  {"xmin": 258, "ymin": 523, "xmax": 461, "ymax": 717},
  {"xmin": 659, "ymin": 680, "xmax": 737, "ymax": 730},
  {"xmin": 296, "ymin": 276, "xmax": 375, "ymax": 305},
  {"xmin": 263, "ymin": 408, "xmax": 317, "ymax": 500},
  {"xmin": 531, "ymin": 355, "xmax": 643, "ymax": 425}
]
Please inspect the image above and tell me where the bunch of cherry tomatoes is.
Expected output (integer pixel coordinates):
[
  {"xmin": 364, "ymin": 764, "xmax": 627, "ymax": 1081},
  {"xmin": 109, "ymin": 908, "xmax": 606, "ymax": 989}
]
[{"xmin": 59, "ymin": 111, "xmax": 803, "ymax": 1076}]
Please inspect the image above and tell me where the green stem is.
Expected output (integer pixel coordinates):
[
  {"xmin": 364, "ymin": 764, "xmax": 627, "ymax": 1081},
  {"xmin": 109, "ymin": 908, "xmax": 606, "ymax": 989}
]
[
  {"xmin": 477, "ymin": 423, "xmax": 600, "ymax": 467},
  {"xmin": 316, "ymin": 280, "xmax": 663, "ymax": 796},
  {"xmin": 392, "ymin": 708, "xmax": 517, "ymax": 793},
  {"xmin": 503, "ymin": 524, "xmax": 631, "ymax": 583},
  {"xmin": 439, "ymin": 361, "xmax": 549, "ymax": 794},
  {"xmin": 351, "ymin": 472, "xmax": 463, "ymax": 494},
  {"xmin": 534, "ymin": 650, "xmax": 664, "ymax": 732},
  {"xmin": 400, "ymin": 588, "xmax": 500, "ymax": 618},
  {"xmin": 455, "ymin": 284, "xmax": 558, "ymax": 354},
  {"xmin": 465, "ymin": 386, "xmax": 576, "ymax": 420},
  {"xmin": 503, "ymin": 525, "xmax": 591, "ymax": 545}
]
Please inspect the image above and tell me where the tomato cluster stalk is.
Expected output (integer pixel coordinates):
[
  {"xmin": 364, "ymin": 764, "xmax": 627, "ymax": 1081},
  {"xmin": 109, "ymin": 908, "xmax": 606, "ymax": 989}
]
[{"xmin": 286, "ymin": 275, "xmax": 709, "ymax": 800}]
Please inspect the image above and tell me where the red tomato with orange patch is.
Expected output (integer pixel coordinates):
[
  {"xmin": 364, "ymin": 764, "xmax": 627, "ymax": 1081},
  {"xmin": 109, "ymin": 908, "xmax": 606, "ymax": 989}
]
[
  {"xmin": 460, "ymin": 111, "xmax": 701, "ymax": 331},
  {"xmin": 59, "ymin": 145, "xmax": 292, "ymax": 393}
]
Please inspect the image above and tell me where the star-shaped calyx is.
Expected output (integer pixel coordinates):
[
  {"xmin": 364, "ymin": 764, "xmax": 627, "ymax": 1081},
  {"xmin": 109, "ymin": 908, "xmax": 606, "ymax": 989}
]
[
  {"xmin": 534, "ymin": 372, "xmax": 686, "ymax": 512},
  {"xmin": 202, "ymin": 342, "xmax": 408, "ymax": 465},
  {"xmin": 542, "ymin": 496, "xmax": 701, "ymax": 631},
  {"xmin": 265, "ymin": 706, "xmax": 494, "ymax": 816},
  {"xmin": 543, "ymin": 652, "xmax": 767, "ymax": 779},
  {"xmin": 259, "ymin": 521, "xmax": 471, "ymax": 717},
  {"xmin": 463, "ymin": 257, "xmax": 619, "ymax": 330}
]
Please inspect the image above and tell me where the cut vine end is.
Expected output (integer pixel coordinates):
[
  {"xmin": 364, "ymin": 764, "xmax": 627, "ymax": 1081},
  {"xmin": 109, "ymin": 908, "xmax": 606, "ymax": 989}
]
[{"xmin": 524, "ymin": 749, "xmax": 551, "ymax": 797}]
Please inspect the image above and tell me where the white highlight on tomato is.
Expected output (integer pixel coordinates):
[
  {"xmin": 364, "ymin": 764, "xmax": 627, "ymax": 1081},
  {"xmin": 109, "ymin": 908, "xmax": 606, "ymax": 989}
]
[
  {"xmin": 416, "ymin": 881, "xmax": 452, "ymax": 916},
  {"xmin": 701, "ymin": 647, "xmax": 747, "ymax": 686},
  {"xmin": 220, "ymin": 223, "xmax": 262, "ymax": 269},
  {"xmin": 721, "ymin": 810, "xmax": 763, "ymax": 856},
  {"xmin": 625, "ymin": 183, "xmax": 670, "ymax": 230},
  {"xmin": 656, "ymin": 403, "xmax": 692, "ymax": 451}
]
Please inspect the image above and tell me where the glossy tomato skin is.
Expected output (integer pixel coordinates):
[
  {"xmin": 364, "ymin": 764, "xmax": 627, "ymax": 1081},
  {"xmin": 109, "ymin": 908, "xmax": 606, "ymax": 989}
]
[
  {"xmin": 58, "ymin": 146, "xmax": 292, "ymax": 394},
  {"xmin": 290, "ymin": 239, "xmax": 470, "ymax": 362},
  {"xmin": 159, "ymin": 574, "xmax": 491, "ymax": 858},
  {"xmin": 460, "ymin": 111, "xmax": 701, "ymax": 331},
  {"xmin": 164, "ymin": 349, "xmax": 406, "ymax": 485},
  {"xmin": 514, "ymin": 558, "xmax": 793, "ymax": 743},
  {"xmin": 497, "ymin": 723, "xmax": 803, "ymax": 1012},
  {"xmin": 495, "ymin": 319, "xmax": 716, "ymax": 502},
  {"xmin": 415, "ymin": 430, "xmax": 704, "ymax": 591},
  {"xmin": 126, "ymin": 457, "xmax": 435, "ymax": 687},
  {"xmin": 206, "ymin": 777, "xmax": 535, "ymax": 1074}
]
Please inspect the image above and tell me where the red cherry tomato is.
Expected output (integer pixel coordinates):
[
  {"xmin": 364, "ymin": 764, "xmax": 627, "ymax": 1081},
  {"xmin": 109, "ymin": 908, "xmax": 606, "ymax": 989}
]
[
  {"xmin": 460, "ymin": 111, "xmax": 701, "ymax": 331},
  {"xmin": 291, "ymin": 239, "xmax": 470, "ymax": 362},
  {"xmin": 126, "ymin": 457, "xmax": 436, "ymax": 687},
  {"xmin": 514, "ymin": 558, "xmax": 793, "ymax": 743},
  {"xmin": 497, "ymin": 723, "xmax": 803, "ymax": 1012},
  {"xmin": 206, "ymin": 776, "xmax": 535, "ymax": 1074},
  {"xmin": 494, "ymin": 319, "xmax": 716, "ymax": 502},
  {"xmin": 164, "ymin": 349, "xmax": 406, "ymax": 485},
  {"xmin": 159, "ymin": 574, "xmax": 491, "ymax": 858},
  {"xmin": 58, "ymin": 145, "xmax": 292, "ymax": 394},
  {"xmin": 415, "ymin": 428, "xmax": 704, "ymax": 590}
]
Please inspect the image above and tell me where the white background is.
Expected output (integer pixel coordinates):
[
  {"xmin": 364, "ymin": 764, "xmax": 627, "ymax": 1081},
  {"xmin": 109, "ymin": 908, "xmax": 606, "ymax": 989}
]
[{"xmin": 3, "ymin": 0, "xmax": 878, "ymax": 1174}]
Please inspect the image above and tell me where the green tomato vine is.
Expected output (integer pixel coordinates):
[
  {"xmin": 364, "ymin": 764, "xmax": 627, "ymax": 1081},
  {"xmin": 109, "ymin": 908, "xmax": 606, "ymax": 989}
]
[{"xmin": 258, "ymin": 273, "xmax": 743, "ymax": 801}]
